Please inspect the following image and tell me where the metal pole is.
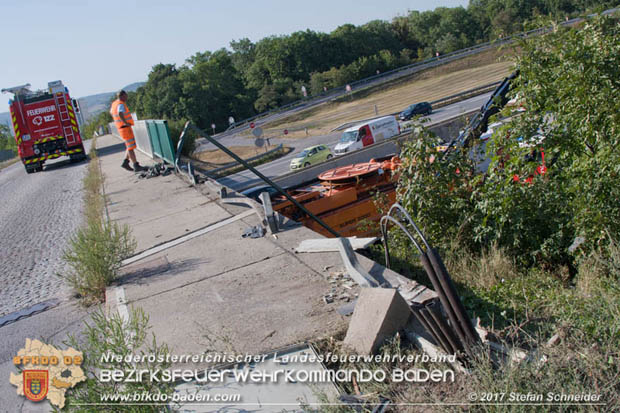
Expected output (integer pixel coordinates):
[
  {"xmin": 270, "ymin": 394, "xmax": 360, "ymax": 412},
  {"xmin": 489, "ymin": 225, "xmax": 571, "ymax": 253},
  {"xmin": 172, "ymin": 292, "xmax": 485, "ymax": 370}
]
[
  {"xmin": 427, "ymin": 248, "xmax": 480, "ymax": 345},
  {"xmin": 380, "ymin": 215, "xmax": 471, "ymax": 351},
  {"xmin": 425, "ymin": 300, "xmax": 464, "ymax": 354},
  {"xmin": 186, "ymin": 122, "xmax": 340, "ymax": 237}
]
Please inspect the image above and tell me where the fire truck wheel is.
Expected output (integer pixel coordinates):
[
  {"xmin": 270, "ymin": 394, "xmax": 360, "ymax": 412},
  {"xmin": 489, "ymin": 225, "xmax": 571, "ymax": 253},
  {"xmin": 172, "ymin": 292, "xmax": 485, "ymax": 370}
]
[
  {"xmin": 69, "ymin": 146, "xmax": 87, "ymax": 162},
  {"xmin": 25, "ymin": 163, "xmax": 41, "ymax": 174}
]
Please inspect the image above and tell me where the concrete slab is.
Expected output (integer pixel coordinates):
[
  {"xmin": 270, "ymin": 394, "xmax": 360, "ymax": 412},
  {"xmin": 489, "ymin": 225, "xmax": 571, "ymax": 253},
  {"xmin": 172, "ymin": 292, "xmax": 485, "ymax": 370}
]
[
  {"xmin": 115, "ymin": 219, "xmax": 286, "ymax": 303},
  {"xmin": 97, "ymin": 134, "xmax": 231, "ymax": 252},
  {"xmin": 263, "ymin": 220, "xmax": 436, "ymax": 304},
  {"xmin": 344, "ymin": 288, "xmax": 413, "ymax": 354},
  {"xmin": 175, "ymin": 344, "xmax": 339, "ymax": 412},
  {"xmin": 119, "ymin": 252, "xmax": 345, "ymax": 366}
]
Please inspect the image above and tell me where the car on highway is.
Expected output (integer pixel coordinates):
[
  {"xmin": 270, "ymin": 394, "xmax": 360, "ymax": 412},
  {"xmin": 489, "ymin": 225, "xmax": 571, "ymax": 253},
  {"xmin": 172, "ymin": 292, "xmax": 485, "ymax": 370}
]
[
  {"xmin": 399, "ymin": 102, "xmax": 432, "ymax": 120},
  {"xmin": 290, "ymin": 145, "xmax": 333, "ymax": 170},
  {"xmin": 334, "ymin": 116, "xmax": 400, "ymax": 155}
]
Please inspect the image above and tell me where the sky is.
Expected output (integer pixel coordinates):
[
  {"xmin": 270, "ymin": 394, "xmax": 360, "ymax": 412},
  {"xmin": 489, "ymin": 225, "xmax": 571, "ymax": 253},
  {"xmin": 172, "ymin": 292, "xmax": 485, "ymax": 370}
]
[{"xmin": 0, "ymin": 0, "xmax": 469, "ymax": 98}]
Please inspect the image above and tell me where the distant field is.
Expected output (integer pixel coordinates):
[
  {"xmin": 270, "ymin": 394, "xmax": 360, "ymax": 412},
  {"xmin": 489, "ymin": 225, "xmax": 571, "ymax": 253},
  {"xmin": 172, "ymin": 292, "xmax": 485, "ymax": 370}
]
[
  {"xmin": 248, "ymin": 47, "xmax": 515, "ymax": 139},
  {"xmin": 194, "ymin": 145, "xmax": 279, "ymax": 167}
]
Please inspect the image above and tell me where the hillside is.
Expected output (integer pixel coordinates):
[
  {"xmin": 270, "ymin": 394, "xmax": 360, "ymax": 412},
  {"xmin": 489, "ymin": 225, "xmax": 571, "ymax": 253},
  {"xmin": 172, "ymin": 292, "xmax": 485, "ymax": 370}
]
[{"xmin": 78, "ymin": 81, "xmax": 144, "ymax": 121}]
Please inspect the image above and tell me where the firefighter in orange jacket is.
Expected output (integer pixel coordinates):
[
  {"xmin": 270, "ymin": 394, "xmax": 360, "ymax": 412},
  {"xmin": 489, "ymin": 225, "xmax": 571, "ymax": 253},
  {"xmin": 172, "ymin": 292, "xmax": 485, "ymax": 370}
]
[{"xmin": 110, "ymin": 90, "xmax": 146, "ymax": 172}]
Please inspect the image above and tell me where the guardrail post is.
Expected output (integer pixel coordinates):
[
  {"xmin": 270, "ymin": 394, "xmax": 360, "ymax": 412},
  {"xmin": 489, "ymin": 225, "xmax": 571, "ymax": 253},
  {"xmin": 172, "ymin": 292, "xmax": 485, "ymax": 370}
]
[{"xmin": 259, "ymin": 192, "xmax": 278, "ymax": 234}]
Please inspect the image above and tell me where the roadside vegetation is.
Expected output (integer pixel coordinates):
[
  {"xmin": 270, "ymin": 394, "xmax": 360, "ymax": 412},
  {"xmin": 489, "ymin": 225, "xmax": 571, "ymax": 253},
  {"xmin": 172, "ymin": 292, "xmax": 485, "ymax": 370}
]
[
  {"xmin": 0, "ymin": 124, "xmax": 18, "ymax": 168},
  {"xmin": 349, "ymin": 14, "xmax": 619, "ymax": 411},
  {"xmin": 126, "ymin": 0, "xmax": 615, "ymax": 135},
  {"xmin": 58, "ymin": 307, "xmax": 174, "ymax": 412},
  {"xmin": 80, "ymin": 110, "xmax": 112, "ymax": 141},
  {"xmin": 0, "ymin": 123, "xmax": 17, "ymax": 152},
  {"xmin": 61, "ymin": 140, "xmax": 136, "ymax": 304}
]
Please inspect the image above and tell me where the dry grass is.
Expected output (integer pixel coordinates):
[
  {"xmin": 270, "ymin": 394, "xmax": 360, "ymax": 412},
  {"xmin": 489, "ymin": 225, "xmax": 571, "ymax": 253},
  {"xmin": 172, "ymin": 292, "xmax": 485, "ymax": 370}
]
[
  {"xmin": 249, "ymin": 47, "xmax": 515, "ymax": 140},
  {"xmin": 314, "ymin": 241, "xmax": 620, "ymax": 412},
  {"xmin": 193, "ymin": 145, "xmax": 280, "ymax": 166},
  {"xmin": 60, "ymin": 140, "xmax": 136, "ymax": 304},
  {"xmin": 0, "ymin": 157, "xmax": 19, "ymax": 171},
  {"xmin": 445, "ymin": 243, "xmax": 519, "ymax": 290}
]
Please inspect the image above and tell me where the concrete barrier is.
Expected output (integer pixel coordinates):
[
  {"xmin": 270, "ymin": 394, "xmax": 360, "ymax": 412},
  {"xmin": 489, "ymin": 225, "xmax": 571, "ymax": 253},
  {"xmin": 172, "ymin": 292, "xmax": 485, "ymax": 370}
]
[{"xmin": 109, "ymin": 120, "xmax": 156, "ymax": 159}]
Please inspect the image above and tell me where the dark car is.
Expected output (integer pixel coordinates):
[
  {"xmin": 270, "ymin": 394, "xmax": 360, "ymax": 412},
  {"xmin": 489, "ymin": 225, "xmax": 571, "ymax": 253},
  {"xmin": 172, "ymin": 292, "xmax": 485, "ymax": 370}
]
[{"xmin": 399, "ymin": 102, "xmax": 432, "ymax": 120}]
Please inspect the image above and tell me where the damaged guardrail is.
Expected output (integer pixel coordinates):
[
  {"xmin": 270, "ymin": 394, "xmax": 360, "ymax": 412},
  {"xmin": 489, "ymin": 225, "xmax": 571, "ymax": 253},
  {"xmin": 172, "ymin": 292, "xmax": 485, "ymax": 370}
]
[
  {"xmin": 194, "ymin": 144, "xmax": 284, "ymax": 177},
  {"xmin": 178, "ymin": 121, "xmax": 341, "ymax": 237}
]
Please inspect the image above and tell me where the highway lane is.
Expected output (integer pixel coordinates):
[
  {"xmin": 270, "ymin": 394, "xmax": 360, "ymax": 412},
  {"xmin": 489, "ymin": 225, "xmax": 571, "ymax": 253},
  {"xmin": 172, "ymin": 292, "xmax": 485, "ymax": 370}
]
[
  {"xmin": 216, "ymin": 92, "xmax": 491, "ymax": 191},
  {"xmin": 0, "ymin": 141, "xmax": 92, "ymax": 317},
  {"xmin": 0, "ymin": 142, "xmax": 99, "ymax": 411}
]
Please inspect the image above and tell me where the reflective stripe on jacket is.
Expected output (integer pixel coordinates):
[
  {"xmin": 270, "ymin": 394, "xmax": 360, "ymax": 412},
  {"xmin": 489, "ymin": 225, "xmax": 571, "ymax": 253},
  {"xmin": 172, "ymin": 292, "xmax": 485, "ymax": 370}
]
[{"xmin": 110, "ymin": 99, "xmax": 135, "ymax": 131}]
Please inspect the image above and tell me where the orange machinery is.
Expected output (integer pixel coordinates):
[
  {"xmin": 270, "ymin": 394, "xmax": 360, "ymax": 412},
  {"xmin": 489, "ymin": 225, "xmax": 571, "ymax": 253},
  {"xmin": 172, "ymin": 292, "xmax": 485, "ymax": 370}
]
[{"xmin": 272, "ymin": 156, "xmax": 401, "ymax": 237}]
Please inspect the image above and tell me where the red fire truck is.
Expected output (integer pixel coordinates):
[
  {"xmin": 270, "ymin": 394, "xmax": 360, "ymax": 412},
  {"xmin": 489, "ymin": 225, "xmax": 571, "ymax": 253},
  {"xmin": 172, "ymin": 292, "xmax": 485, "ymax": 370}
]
[{"xmin": 2, "ymin": 80, "xmax": 86, "ymax": 174}]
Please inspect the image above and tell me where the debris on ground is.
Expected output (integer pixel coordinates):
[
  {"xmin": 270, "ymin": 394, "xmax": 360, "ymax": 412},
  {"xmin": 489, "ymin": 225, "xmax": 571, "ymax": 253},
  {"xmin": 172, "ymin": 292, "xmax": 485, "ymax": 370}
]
[
  {"xmin": 242, "ymin": 225, "xmax": 265, "ymax": 238},
  {"xmin": 324, "ymin": 270, "xmax": 359, "ymax": 309},
  {"xmin": 137, "ymin": 162, "xmax": 173, "ymax": 179}
]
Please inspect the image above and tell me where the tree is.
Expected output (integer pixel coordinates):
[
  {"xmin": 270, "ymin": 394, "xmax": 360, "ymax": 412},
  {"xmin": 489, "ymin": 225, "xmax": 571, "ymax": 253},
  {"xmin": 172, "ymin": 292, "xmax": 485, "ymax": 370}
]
[
  {"xmin": 0, "ymin": 124, "xmax": 17, "ymax": 153},
  {"xmin": 133, "ymin": 63, "xmax": 184, "ymax": 120},
  {"xmin": 178, "ymin": 49, "xmax": 252, "ymax": 130},
  {"xmin": 230, "ymin": 37, "xmax": 256, "ymax": 82},
  {"xmin": 398, "ymin": 14, "xmax": 620, "ymax": 267}
]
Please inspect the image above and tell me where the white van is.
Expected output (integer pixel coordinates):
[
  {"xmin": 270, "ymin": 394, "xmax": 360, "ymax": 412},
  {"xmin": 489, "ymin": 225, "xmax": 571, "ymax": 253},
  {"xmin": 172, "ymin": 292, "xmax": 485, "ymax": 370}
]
[{"xmin": 334, "ymin": 116, "xmax": 400, "ymax": 155}]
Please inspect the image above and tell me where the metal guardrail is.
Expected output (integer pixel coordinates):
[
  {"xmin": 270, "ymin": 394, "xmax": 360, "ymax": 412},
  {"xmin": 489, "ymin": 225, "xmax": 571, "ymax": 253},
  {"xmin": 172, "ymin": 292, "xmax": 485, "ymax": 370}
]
[
  {"xmin": 108, "ymin": 119, "xmax": 176, "ymax": 164},
  {"xmin": 331, "ymin": 81, "xmax": 501, "ymax": 132},
  {"xmin": 146, "ymin": 120, "xmax": 176, "ymax": 165},
  {"xmin": 197, "ymin": 143, "xmax": 284, "ymax": 176},
  {"xmin": 132, "ymin": 121, "xmax": 153, "ymax": 158}
]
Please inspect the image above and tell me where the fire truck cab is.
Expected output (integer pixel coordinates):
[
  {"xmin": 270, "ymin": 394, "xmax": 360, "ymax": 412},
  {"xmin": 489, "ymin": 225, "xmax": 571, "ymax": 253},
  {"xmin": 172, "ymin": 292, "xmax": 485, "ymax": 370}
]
[{"xmin": 2, "ymin": 80, "xmax": 86, "ymax": 174}]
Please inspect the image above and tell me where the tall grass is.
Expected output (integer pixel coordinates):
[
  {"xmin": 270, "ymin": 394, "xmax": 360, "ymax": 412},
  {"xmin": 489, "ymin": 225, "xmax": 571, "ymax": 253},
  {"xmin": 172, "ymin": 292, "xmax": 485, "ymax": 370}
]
[
  {"xmin": 59, "ymin": 307, "xmax": 174, "ymax": 412},
  {"xmin": 61, "ymin": 140, "xmax": 136, "ymax": 304},
  {"xmin": 357, "ymin": 238, "xmax": 620, "ymax": 411}
]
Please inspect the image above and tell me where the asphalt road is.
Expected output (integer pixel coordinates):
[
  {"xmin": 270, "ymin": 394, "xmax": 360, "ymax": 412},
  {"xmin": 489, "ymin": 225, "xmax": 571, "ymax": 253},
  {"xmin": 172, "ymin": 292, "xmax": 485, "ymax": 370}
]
[
  {"xmin": 0, "ymin": 142, "xmax": 97, "ymax": 411},
  {"xmin": 217, "ymin": 92, "xmax": 491, "ymax": 191},
  {"xmin": 0, "ymin": 144, "xmax": 94, "ymax": 317}
]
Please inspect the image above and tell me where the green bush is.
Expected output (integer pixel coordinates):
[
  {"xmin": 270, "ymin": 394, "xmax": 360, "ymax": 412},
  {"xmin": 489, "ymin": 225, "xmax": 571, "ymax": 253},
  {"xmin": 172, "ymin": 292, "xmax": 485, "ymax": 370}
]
[
  {"xmin": 397, "ymin": 127, "xmax": 483, "ymax": 251},
  {"xmin": 0, "ymin": 124, "xmax": 17, "ymax": 153},
  {"xmin": 61, "ymin": 141, "xmax": 136, "ymax": 304},
  {"xmin": 62, "ymin": 220, "xmax": 135, "ymax": 304},
  {"xmin": 397, "ymin": 15, "xmax": 620, "ymax": 268},
  {"xmin": 59, "ymin": 307, "xmax": 174, "ymax": 412}
]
